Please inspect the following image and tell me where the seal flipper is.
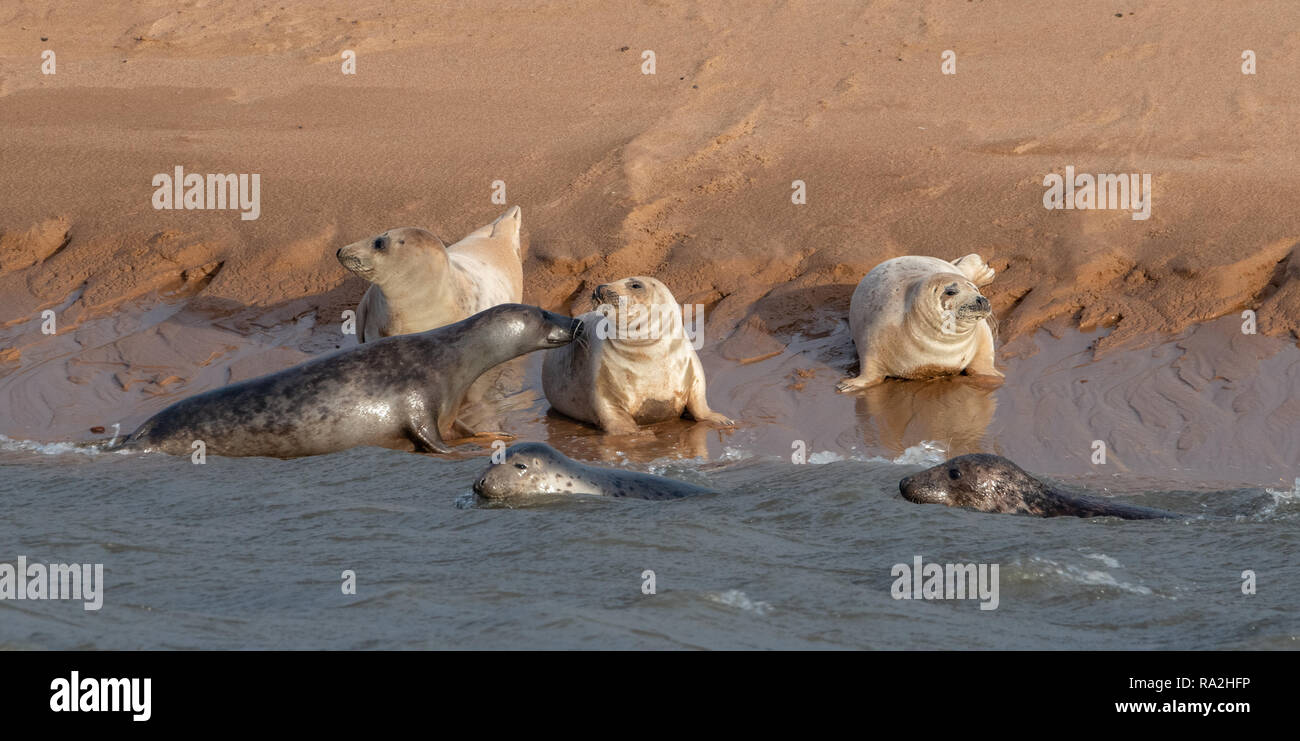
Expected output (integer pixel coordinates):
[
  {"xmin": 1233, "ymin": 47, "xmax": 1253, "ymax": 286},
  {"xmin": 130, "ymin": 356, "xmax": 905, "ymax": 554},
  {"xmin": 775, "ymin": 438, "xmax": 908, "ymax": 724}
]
[
  {"xmin": 950, "ymin": 253, "xmax": 995, "ymax": 287},
  {"xmin": 409, "ymin": 423, "xmax": 452, "ymax": 454},
  {"xmin": 452, "ymin": 417, "xmax": 513, "ymax": 439}
]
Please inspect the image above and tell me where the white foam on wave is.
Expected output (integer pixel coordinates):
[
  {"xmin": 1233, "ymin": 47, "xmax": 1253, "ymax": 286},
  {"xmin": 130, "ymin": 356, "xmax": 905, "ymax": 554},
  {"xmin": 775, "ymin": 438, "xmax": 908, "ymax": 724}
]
[
  {"xmin": 794, "ymin": 440, "xmax": 948, "ymax": 466},
  {"xmin": 0, "ymin": 434, "xmax": 115, "ymax": 457},
  {"xmin": 1262, "ymin": 478, "xmax": 1299, "ymax": 515},
  {"xmin": 891, "ymin": 440, "xmax": 947, "ymax": 466},
  {"xmin": 1082, "ymin": 552, "xmax": 1122, "ymax": 569},
  {"xmin": 1025, "ymin": 556, "xmax": 1157, "ymax": 597},
  {"xmin": 709, "ymin": 589, "xmax": 773, "ymax": 615},
  {"xmin": 717, "ymin": 446, "xmax": 756, "ymax": 462}
]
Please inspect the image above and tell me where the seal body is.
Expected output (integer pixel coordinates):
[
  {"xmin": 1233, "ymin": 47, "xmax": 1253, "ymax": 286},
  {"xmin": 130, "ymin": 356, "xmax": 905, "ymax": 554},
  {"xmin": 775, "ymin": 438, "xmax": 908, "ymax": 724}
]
[
  {"xmin": 122, "ymin": 305, "xmax": 581, "ymax": 458},
  {"xmin": 473, "ymin": 442, "xmax": 716, "ymax": 500},
  {"xmin": 542, "ymin": 276, "xmax": 733, "ymax": 434},
  {"xmin": 336, "ymin": 206, "xmax": 524, "ymax": 342},
  {"xmin": 899, "ymin": 453, "xmax": 1178, "ymax": 519},
  {"xmin": 838, "ymin": 254, "xmax": 1001, "ymax": 391}
]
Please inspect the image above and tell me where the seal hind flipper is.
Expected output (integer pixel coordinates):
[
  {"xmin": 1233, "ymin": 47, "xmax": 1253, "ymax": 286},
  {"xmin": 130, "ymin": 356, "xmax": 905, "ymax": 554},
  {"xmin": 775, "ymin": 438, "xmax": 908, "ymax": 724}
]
[{"xmin": 409, "ymin": 423, "xmax": 452, "ymax": 454}]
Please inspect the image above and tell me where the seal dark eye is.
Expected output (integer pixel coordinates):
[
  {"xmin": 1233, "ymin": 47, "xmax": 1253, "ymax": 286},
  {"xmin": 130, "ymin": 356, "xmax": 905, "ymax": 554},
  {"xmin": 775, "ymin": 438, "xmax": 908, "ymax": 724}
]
[
  {"xmin": 629, "ymin": 281, "xmax": 643, "ymax": 290},
  {"xmin": 372, "ymin": 238, "xmax": 385, "ymax": 251},
  {"xmin": 948, "ymin": 468, "xmax": 961, "ymax": 480},
  {"xmin": 514, "ymin": 462, "xmax": 527, "ymax": 470},
  {"xmin": 944, "ymin": 288, "xmax": 958, "ymax": 296}
]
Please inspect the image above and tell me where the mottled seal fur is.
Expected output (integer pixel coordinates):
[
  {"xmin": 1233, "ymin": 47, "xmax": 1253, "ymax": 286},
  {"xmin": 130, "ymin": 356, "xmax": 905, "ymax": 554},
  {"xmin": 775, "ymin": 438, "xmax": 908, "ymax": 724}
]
[
  {"xmin": 899, "ymin": 453, "xmax": 1178, "ymax": 519},
  {"xmin": 121, "ymin": 304, "xmax": 581, "ymax": 458},
  {"xmin": 838, "ymin": 254, "xmax": 1001, "ymax": 391},
  {"xmin": 473, "ymin": 442, "xmax": 717, "ymax": 500},
  {"xmin": 541, "ymin": 276, "xmax": 733, "ymax": 433}
]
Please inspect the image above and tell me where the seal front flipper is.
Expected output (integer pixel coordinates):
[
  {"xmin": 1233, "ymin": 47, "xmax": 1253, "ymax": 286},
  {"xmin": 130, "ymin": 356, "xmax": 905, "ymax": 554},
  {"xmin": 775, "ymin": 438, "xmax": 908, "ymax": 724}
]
[
  {"xmin": 836, "ymin": 357, "xmax": 886, "ymax": 392},
  {"xmin": 409, "ymin": 423, "xmax": 453, "ymax": 454}
]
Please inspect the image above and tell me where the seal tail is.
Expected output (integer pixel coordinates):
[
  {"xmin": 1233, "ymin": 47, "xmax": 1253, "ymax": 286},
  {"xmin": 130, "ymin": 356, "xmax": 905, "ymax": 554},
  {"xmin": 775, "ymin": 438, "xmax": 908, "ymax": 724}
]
[
  {"xmin": 490, "ymin": 205, "xmax": 523, "ymax": 257},
  {"xmin": 950, "ymin": 253, "xmax": 995, "ymax": 287}
]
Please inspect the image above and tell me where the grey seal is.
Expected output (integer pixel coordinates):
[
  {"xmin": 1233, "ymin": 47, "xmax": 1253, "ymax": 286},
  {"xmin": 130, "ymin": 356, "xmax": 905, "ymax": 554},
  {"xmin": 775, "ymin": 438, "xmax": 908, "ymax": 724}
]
[
  {"xmin": 899, "ymin": 453, "xmax": 1178, "ymax": 519},
  {"xmin": 472, "ymin": 442, "xmax": 717, "ymax": 500},
  {"xmin": 119, "ymin": 304, "xmax": 581, "ymax": 458}
]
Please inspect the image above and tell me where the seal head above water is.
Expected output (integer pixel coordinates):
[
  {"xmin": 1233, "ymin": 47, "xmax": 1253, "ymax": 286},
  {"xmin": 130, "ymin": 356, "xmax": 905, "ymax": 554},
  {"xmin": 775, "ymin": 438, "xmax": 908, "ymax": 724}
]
[
  {"xmin": 473, "ymin": 442, "xmax": 717, "ymax": 500},
  {"xmin": 899, "ymin": 453, "xmax": 1178, "ymax": 519}
]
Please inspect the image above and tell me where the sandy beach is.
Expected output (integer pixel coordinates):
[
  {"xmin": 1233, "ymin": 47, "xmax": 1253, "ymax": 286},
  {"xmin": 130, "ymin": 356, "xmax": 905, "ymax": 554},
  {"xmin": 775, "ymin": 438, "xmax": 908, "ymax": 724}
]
[{"xmin": 2, "ymin": 0, "xmax": 1299, "ymax": 483}]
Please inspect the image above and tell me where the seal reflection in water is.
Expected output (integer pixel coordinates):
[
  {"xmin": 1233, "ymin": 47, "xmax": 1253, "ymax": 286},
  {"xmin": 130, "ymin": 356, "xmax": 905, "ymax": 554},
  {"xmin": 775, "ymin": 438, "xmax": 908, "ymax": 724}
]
[
  {"xmin": 121, "ymin": 305, "xmax": 581, "ymax": 458},
  {"xmin": 473, "ymin": 442, "xmax": 717, "ymax": 500},
  {"xmin": 899, "ymin": 454, "xmax": 1178, "ymax": 520}
]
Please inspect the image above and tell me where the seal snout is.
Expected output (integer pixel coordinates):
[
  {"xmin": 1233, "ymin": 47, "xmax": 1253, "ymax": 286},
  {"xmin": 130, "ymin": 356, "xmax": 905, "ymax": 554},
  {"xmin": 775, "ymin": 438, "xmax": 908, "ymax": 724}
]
[
  {"xmin": 898, "ymin": 474, "xmax": 922, "ymax": 502},
  {"xmin": 592, "ymin": 284, "xmax": 617, "ymax": 307},
  {"xmin": 957, "ymin": 292, "xmax": 992, "ymax": 318},
  {"xmin": 539, "ymin": 309, "xmax": 582, "ymax": 346}
]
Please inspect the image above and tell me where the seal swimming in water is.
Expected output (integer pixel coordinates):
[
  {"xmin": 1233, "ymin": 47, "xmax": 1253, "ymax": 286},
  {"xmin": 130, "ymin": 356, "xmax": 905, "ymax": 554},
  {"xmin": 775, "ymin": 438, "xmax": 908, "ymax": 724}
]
[
  {"xmin": 838, "ymin": 254, "xmax": 1002, "ymax": 391},
  {"xmin": 541, "ymin": 276, "xmax": 733, "ymax": 434},
  {"xmin": 898, "ymin": 453, "xmax": 1178, "ymax": 519},
  {"xmin": 120, "ymin": 304, "xmax": 581, "ymax": 458},
  {"xmin": 472, "ymin": 442, "xmax": 717, "ymax": 500}
]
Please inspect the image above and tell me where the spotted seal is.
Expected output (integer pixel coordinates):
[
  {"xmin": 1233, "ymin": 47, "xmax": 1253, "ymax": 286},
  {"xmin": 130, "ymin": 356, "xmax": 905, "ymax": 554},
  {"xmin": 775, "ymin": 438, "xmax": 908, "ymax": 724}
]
[
  {"xmin": 119, "ymin": 304, "xmax": 580, "ymax": 458},
  {"xmin": 472, "ymin": 442, "xmax": 717, "ymax": 500},
  {"xmin": 899, "ymin": 453, "xmax": 1178, "ymax": 519}
]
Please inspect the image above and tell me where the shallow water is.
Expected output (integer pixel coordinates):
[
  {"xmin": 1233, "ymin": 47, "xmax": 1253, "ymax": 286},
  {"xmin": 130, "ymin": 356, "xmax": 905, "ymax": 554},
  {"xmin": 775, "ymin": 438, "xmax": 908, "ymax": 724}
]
[{"xmin": 1, "ymin": 432, "xmax": 1296, "ymax": 650}]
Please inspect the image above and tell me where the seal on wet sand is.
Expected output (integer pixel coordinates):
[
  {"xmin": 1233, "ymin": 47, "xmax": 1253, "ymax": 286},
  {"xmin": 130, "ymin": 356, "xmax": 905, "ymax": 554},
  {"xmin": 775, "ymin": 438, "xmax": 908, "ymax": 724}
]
[
  {"xmin": 120, "ymin": 304, "xmax": 581, "ymax": 458},
  {"xmin": 541, "ymin": 276, "xmax": 733, "ymax": 434},
  {"xmin": 838, "ymin": 254, "xmax": 1002, "ymax": 392},
  {"xmin": 473, "ymin": 442, "xmax": 717, "ymax": 500},
  {"xmin": 898, "ymin": 453, "xmax": 1179, "ymax": 519}
]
